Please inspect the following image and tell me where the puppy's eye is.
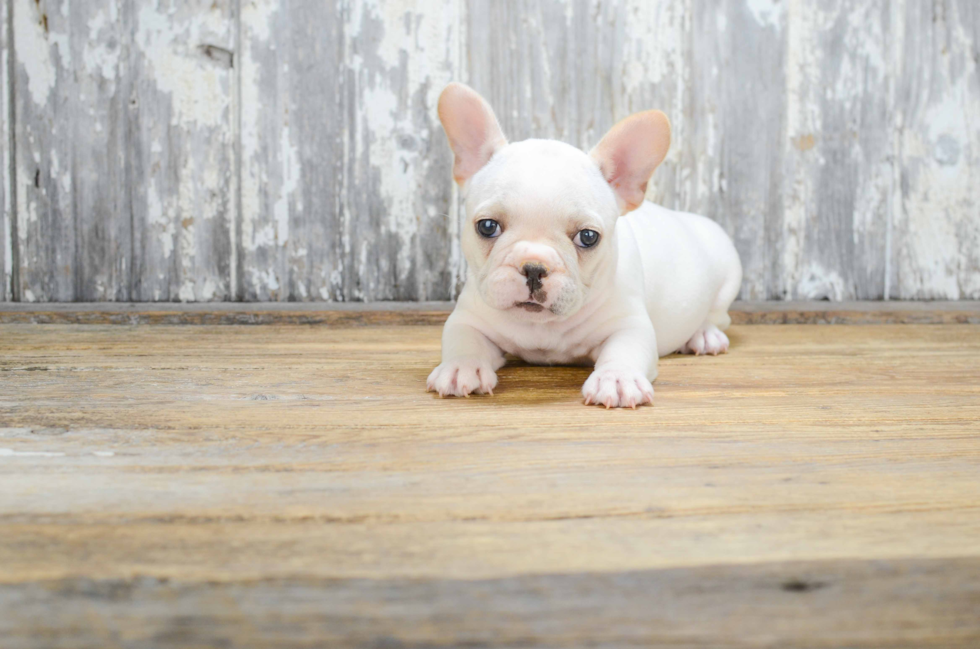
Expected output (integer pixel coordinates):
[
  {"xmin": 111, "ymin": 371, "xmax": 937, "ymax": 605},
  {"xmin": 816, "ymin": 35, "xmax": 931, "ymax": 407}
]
[
  {"xmin": 573, "ymin": 229, "xmax": 600, "ymax": 249},
  {"xmin": 476, "ymin": 219, "xmax": 502, "ymax": 239}
]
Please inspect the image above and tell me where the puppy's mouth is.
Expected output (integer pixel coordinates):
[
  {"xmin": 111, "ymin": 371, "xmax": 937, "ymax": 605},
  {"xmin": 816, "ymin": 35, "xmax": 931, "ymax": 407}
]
[{"xmin": 515, "ymin": 301, "xmax": 545, "ymax": 313}]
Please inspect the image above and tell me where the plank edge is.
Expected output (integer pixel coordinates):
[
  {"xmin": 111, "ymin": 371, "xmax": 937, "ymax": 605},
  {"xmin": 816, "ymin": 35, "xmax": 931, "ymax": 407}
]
[{"xmin": 0, "ymin": 301, "xmax": 978, "ymax": 325}]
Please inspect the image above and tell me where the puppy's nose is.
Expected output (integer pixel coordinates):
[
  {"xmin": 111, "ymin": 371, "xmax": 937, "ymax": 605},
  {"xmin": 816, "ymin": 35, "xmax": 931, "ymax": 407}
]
[{"xmin": 521, "ymin": 263, "xmax": 548, "ymax": 293}]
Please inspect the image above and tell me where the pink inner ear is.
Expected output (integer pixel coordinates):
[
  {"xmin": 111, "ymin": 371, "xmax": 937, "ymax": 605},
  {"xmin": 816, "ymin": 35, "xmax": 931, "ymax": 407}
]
[
  {"xmin": 591, "ymin": 111, "xmax": 671, "ymax": 213},
  {"xmin": 438, "ymin": 84, "xmax": 507, "ymax": 184},
  {"xmin": 604, "ymin": 149, "xmax": 648, "ymax": 211}
]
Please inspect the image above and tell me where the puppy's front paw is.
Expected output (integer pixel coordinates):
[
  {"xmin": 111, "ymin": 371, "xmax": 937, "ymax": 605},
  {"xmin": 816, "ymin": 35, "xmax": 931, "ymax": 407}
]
[
  {"xmin": 582, "ymin": 367, "xmax": 654, "ymax": 409},
  {"xmin": 427, "ymin": 359, "xmax": 498, "ymax": 398},
  {"xmin": 682, "ymin": 325, "xmax": 730, "ymax": 356}
]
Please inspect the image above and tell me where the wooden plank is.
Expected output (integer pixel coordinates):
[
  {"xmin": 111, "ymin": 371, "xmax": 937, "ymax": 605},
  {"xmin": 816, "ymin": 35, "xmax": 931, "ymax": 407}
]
[
  {"xmin": 9, "ymin": 0, "xmax": 235, "ymax": 303},
  {"xmin": 11, "ymin": 0, "xmax": 130, "ymax": 302},
  {"xmin": 0, "ymin": 323, "xmax": 979, "ymax": 644},
  {"xmin": 686, "ymin": 0, "xmax": 784, "ymax": 300},
  {"xmin": 2, "ymin": 559, "xmax": 979, "ymax": 648},
  {"xmin": 0, "ymin": 302, "xmax": 455, "ymax": 325},
  {"xmin": 237, "ymin": 0, "xmax": 345, "ymax": 301},
  {"xmin": 892, "ymin": 0, "xmax": 980, "ymax": 299},
  {"xmin": 727, "ymin": 299, "xmax": 980, "ymax": 324},
  {"xmin": 0, "ymin": 300, "xmax": 979, "ymax": 325},
  {"xmin": 778, "ymin": 0, "xmax": 894, "ymax": 301},
  {"xmin": 128, "ymin": 0, "xmax": 235, "ymax": 301},
  {"xmin": 341, "ymin": 0, "xmax": 462, "ymax": 301},
  {"xmin": 1, "ymin": 0, "xmax": 9, "ymax": 302},
  {"xmin": 239, "ymin": 0, "xmax": 462, "ymax": 302}
]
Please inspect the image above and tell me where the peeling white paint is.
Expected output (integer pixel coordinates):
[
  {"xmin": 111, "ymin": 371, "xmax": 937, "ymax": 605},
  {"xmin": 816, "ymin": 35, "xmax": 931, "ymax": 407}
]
[
  {"xmin": 15, "ymin": 0, "xmax": 57, "ymax": 106},
  {"xmin": 146, "ymin": 178, "xmax": 176, "ymax": 261},
  {"xmin": 178, "ymin": 280, "xmax": 196, "ymax": 302},
  {"xmin": 796, "ymin": 264, "xmax": 846, "ymax": 301},
  {"xmin": 241, "ymin": 0, "xmax": 278, "ymax": 43},
  {"xmin": 895, "ymin": 0, "xmax": 980, "ymax": 299},
  {"xmin": 274, "ymin": 125, "xmax": 298, "ymax": 247},
  {"xmin": 622, "ymin": 1, "xmax": 684, "ymax": 97},
  {"xmin": 781, "ymin": 0, "xmax": 823, "ymax": 297},
  {"xmin": 257, "ymin": 268, "xmax": 280, "ymax": 292},
  {"xmin": 745, "ymin": 0, "xmax": 783, "ymax": 30},
  {"xmin": 347, "ymin": 0, "xmax": 459, "ymax": 299},
  {"xmin": 239, "ymin": 0, "xmax": 279, "ymax": 266},
  {"xmin": 84, "ymin": 5, "xmax": 121, "ymax": 80},
  {"xmin": 135, "ymin": 2, "xmax": 229, "ymax": 128},
  {"xmin": 1, "ymin": 0, "xmax": 11, "ymax": 298},
  {"xmin": 4, "ymin": 0, "xmax": 977, "ymax": 303}
]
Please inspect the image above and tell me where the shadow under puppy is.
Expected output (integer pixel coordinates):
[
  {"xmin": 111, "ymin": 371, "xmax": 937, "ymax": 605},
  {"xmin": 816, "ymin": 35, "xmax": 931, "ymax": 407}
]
[{"xmin": 428, "ymin": 83, "xmax": 743, "ymax": 409}]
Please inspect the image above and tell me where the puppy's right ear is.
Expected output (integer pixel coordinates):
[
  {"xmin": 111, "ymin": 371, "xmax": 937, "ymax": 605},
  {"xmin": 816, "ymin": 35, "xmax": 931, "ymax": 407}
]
[{"xmin": 438, "ymin": 83, "xmax": 507, "ymax": 185}]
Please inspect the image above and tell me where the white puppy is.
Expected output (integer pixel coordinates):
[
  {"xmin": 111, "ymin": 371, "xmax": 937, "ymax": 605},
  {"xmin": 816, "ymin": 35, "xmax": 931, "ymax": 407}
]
[{"xmin": 427, "ymin": 83, "xmax": 742, "ymax": 408}]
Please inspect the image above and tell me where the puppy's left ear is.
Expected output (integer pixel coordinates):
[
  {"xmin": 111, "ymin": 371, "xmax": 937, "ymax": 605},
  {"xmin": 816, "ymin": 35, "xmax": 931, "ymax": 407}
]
[{"xmin": 590, "ymin": 111, "xmax": 671, "ymax": 214}]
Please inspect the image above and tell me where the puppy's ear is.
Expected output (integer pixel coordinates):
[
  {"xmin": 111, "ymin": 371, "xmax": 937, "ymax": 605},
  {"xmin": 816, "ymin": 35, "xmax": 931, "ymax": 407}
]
[
  {"xmin": 590, "ymin": 111, "xmax": 671, "ymax": 213},
  {"xmin": 438, "ymin": 83, "xmax": 507, "ymax": 185}
]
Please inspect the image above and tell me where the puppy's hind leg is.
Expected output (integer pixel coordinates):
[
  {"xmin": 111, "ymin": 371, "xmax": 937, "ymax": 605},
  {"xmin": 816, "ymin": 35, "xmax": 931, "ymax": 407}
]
[
  {"xmin": 681, "ymin": 250, "xmax": 742, "ymax": 356},
  {"xmin": 680, "ymin": 324, "xmax": 730, "ymax": 356}
]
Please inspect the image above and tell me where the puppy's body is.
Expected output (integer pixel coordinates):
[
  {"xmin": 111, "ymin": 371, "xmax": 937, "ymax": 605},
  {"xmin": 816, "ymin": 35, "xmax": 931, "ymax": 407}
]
[
  {"xmin": 625, "ymin": 202, "xmax": 742, "ymax": 357},
  {"xmin": 428, "ymin": 86, "xmax": 742, "ymax": 408}
]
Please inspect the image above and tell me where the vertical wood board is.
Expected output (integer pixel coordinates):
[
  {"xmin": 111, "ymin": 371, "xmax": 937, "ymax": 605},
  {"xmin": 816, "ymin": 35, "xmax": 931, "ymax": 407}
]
[
  {"xmin": 11, "ymin": 0, "xmax": 130, "ymax": 301},
  {"xmin": 777, "ymin": 0, "xmax": 893, "ymax": 300},
  {"xmin": 129, "ymin": 0, "xmax": 235, "ymax": 301},
  {"xmin": 1, "ymin": 0, "xmax": 9, "ymax": 301},
  {"xmin": 686, "ymin": 0, "xmax": 785, "ymax": 300},
  {"xmin": 341, "ymin": 0, "xmax": 462, "ymax": 301},
  {"xmin": 238, "ymin": 0, "xmax": 345, "ymax": 301},
  {"xmin": 240, "ymin": 0, "xmax": 461, "ymax": 302},
  {"xmin": 893, "ymin": 0, "xmax": 980, "ymax": 299}
]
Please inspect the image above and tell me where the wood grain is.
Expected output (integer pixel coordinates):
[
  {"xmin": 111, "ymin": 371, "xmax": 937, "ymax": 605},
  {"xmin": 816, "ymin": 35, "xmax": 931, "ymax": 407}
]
[
  {"xmin": 4, "ymin": 0, "xmax": 979, "ymax": 303},
  {"xmin": 779, "ymin": 0, "xmax": 893, "ymax": 300},
  {"xmin": 238, "ymin": 0, "xmax": 347, "ymax": 301},
  {"xmin": 0, "ymin": 300, "xmax": 978, "ymax": 325},
  {"xmin": 128, "ymin": 0, "xmax": 235, "ymax": 302},
  {"xmin": 686, "ymin": 0, "xmax": 784, "ymax": 300},
  {"xmin": 893, "ymin": 0, "xmax": 980, "ymax": 299},
  {"xmin": 3, "ymin": 559, "xmax": 979, "ymax": 648},
  {"xmin": 9, "ymin": 0, "xmax": 234, "ymax": 302},
  {"xmin": 0, "ymin": 323, "xmax": 979, "ymax": 645},
  {"xmin": 11, "ymin": 0, "xmax": 126, "ymax": 302},
  {"xmin": 1, "ymin": 0, "xmax": 9, "ymax": 302},
  {"xmin": 239, "ymin": 0, "xmax": 461, "ymax": 302}
]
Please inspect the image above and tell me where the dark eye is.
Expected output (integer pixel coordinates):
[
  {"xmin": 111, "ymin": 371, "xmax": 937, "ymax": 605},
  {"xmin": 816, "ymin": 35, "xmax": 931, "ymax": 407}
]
[
  {"xmin": 476, "ymin": 219, "xmax": 501, "ymax": 238},
  {"xmin": 573, "ymin": 229, "xmax": 600, "ymax": 248}
]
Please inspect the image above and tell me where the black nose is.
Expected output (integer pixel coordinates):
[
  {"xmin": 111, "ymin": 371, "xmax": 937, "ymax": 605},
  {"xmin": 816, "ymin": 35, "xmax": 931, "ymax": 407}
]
[{"xmin": 521, "ymin": 263, "xmax": 548, "ymax": 292}]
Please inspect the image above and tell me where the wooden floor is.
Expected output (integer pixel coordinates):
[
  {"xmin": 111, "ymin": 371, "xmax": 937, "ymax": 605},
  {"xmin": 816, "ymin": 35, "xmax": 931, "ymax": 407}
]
[{"xmin": 1, "ymin": 322, "xmax": 979, "ymax": 647}]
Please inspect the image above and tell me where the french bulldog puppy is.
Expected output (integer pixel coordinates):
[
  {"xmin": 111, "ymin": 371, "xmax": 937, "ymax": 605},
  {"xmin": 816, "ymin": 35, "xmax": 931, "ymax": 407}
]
[{"xmin": 427, "ymin": 83, "xmax": 742, "ymax": 408}]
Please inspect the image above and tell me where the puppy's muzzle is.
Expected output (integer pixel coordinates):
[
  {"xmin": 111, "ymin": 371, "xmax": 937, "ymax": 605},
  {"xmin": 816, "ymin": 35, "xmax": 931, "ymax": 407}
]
[{"xmin": 521, "ymin": 262, "xmax": 549, "ymax": 294}]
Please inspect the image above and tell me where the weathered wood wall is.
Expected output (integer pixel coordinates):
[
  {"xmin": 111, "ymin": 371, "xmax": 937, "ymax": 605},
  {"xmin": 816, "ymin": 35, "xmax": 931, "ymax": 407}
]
[{"xmin": 2, "ymin": 0, "xmax": 978, "ymax": 302}]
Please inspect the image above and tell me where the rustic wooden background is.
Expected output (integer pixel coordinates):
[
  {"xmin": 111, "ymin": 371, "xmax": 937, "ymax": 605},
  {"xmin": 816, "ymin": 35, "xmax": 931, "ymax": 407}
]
[{"xmin": 2, "ymin": 0, "xmax": 978, "ymax": 303}]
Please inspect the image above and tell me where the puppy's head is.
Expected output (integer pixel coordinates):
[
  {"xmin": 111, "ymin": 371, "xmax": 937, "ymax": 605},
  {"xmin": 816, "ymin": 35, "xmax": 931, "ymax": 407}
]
[{"xmin": 438, "ymin": 83, "xmax": 670, "ymax": 320}]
